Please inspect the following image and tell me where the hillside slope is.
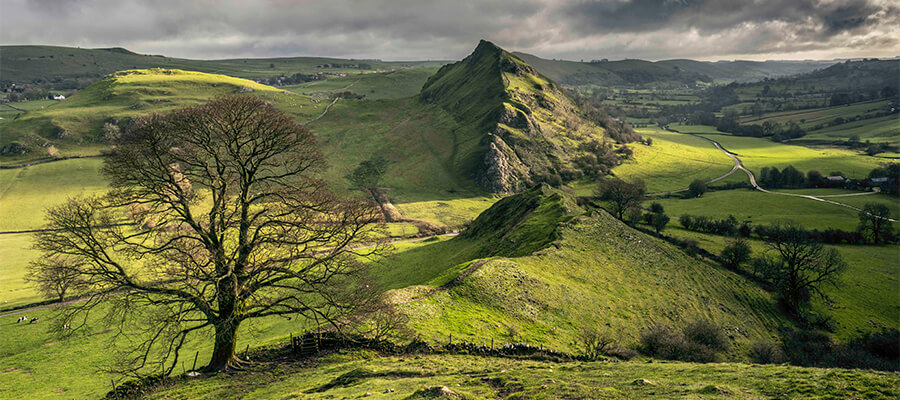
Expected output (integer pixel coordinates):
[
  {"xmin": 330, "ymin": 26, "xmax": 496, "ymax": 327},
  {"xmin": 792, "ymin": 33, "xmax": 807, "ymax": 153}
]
[
  {"xmin": 0, "ymin": 69, "xmax": 325, "ymax": 164},
  {"xmin": 421, "ymin": 40, "xmax": 608, "ymax": 193},
  {"xmin": 387, "ymin": 186, "xmax": 787, "ymax": 352},
  {"xmin": 140, "ymin": 352, "xmax": 899, "ymax": 399}
]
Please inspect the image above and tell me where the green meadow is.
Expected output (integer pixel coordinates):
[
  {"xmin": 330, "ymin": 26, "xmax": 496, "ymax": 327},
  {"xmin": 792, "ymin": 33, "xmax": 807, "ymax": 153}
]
[
  {"xmin": 651, "ymin": 189, "xmax": 899, "ymax": 231},
  {"xmin": 608, "ymin": 126, "xmax": 735, "ymax": 193},
  {"xmin": 656, "ymin": 227, "xmax": 899, "ymax": 341},
  {"xmin": 672, "ymin": 125, "xmax": 885, "ymax": 177}
]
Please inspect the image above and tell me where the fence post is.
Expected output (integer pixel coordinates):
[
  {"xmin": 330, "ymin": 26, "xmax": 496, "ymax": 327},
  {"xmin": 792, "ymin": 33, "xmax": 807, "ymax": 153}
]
[
  {"xmin": 290, "ymin": 333, "xmax": 294, "ymax": 353},
  {"xmin": 491, "ymin": 338, "xmax": 494, "ymax": 351},
  {"xmin": 449, "ymin": 333, "xmax": 452, "ymax": 346}
]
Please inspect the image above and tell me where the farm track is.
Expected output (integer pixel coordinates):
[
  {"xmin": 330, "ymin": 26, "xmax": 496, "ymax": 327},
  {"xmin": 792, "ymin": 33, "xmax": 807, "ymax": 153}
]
[
  {"xmin": 396, "ymin": 259, "xmax": 490, "ymax": 305},
  {"xmin": 301, "ymin": 97, "xmax": 339, "ymax": 126},
  {"xmin": 659, "ymin": 128, "xmax": 897, "ymax": 222}
]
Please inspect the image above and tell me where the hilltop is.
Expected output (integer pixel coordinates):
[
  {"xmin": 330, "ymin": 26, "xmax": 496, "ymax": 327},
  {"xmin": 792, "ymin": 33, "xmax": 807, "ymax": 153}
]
[
  {"xmin": 0, "ymin": 69, "xmax": 325, "ymax": 164},
  {"xmin": 419, "ymin": 40, "xmax": 609, "ymax": 192}
]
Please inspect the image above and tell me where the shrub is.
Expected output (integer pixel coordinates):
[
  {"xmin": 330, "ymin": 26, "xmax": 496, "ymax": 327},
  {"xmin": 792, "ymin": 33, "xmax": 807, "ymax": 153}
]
[
  {"xmin": 639, "ymin": 320, "xmax": 728, "ymax": 363},
  {"xmin": 720, "ymin": 237, "xmax": 752, "ymax": 269},
  {"xmin": 577, "ymin": 327, "xmax": 615, "ymax": 360},
  {"xmin": 749, "ymin": 340, "xmax": 784, "ymax": 364},
  {"xmin": 683, "ymin": 320, "xmax": 729, "ymax": 352}
]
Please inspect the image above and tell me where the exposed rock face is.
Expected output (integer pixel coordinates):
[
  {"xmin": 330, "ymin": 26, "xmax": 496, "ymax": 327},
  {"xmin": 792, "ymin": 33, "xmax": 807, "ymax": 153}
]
[
  {"xmin": 0, "ymin": 142, "xmax": 29, "ymax": 155},
  {"xmin": 476, "ymin": 135, "xmax": 530, "ymax": 193}
]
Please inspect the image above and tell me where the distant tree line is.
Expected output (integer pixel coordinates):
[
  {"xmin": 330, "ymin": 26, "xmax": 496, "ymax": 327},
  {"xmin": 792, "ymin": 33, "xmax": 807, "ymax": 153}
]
[
  {"xmin": 755, "ymin": 163, "xmax": 899, "ymax": 195},
  {"xmin": 678, "ymin": 206, "xmax": 897, "ymax": 245}
]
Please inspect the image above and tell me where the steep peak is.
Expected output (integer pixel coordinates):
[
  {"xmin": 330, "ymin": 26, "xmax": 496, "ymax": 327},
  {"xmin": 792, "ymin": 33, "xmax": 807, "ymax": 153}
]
[
  {"xmin": 419, "ymin": 41, "xmax": 607, "ymax": 194},
  {"xmin": 470, "ymin": 39, "xmax": 503, "ymax": 58}
]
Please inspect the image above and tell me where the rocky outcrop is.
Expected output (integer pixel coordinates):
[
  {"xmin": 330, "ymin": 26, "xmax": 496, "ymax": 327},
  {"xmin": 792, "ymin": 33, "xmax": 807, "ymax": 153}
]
[
  {"xmin": 475, "ymin": 135, "xmax": 531, "ymax": 193},
  {"xmin": 0, "ymin": 142, "xmax": 29, "ymax": 155}
]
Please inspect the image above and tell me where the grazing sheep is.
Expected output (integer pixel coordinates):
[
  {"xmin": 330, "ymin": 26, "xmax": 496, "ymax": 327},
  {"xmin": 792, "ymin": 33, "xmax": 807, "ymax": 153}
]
[
  {"xmin": 17, "ymin": 316, "xmax": 27, "ymax": 323},
  {"xmin": 62, "ymin": 324, "xmax": 70, "ymax": 329},
  {"xmin": 30, "ymin": 317, "xmax": 38, "ymax": 324}
]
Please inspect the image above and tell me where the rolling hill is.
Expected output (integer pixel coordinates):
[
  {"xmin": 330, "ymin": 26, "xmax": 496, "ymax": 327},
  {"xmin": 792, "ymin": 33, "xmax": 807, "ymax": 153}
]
[
  {"xmin": 0, "ymin": 45, "xmax": 445, "ymax": 91},
  {"xmin": 385, "ymin": 185, "xmax": 788, "ymax": 352},
  {"xmin": 0, "ymin": 69, "xmax": 326, "ymax": 165},
  {"xmin": 512, "ymin": 52, "xmax": 835, "ymax": 87}
]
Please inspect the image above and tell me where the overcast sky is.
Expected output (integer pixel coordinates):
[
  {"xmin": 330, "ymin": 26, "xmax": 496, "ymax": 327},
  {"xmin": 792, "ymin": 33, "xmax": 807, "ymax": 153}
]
[{"xmin": 2, "ymin": 0, "xmax": 898, "ymax": 61}]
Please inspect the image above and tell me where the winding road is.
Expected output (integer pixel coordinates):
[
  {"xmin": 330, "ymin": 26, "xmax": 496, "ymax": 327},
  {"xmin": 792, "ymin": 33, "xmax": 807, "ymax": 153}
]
[{"xmin": 659, "ymin": 128, "xmax": 898, "ymax": 222}]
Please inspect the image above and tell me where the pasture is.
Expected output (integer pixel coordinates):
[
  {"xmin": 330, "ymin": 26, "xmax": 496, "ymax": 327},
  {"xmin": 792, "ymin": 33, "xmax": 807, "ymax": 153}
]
[
  {"xmin": 670, "ymin": 126, "xmax": 886, "ymax": 177},
  {"xmin": 597, "ymin": 126, "xmax": 736, "ymax": 194},
  {"xmin": 650, "ymin": 189, "xmax": 898, "ymax": 231},
  {"xmin": 658, "ymin": 228, "xmax": 899, "ymax": 340},
  {"xmin": 0, "ymin": 158, "xmax": 108, "ymax": 231}
]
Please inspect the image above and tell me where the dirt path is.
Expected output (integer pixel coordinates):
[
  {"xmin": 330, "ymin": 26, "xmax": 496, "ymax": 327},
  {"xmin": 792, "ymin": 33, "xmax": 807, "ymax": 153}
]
[
  {"xmin": 396, "ymin": 259, "xmax": 490, "ymax": 304},
  {"xmin": 664, "ymin": 128, "xmax": 897, "ymax": 222},
  {"xmin": 301, "ymin": 97, "xmax": 339, "ymax": 126}
]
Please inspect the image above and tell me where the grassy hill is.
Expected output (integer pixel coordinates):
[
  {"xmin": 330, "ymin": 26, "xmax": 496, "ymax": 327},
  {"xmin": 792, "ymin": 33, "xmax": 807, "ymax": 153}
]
[
  {"xmin": 383, "ymin": 186, "xmax": 787, "ymax": 353},
  {"xmin": 0, "ymin": 45, "xmax": 445, "ymax": 90},
  {"xmin": 0, "ymin": 69, "xmax": 326, "ymax": 165}
]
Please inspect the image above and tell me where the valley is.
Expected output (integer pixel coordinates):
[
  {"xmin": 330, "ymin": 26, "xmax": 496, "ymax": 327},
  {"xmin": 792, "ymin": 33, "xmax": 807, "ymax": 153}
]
[{"xmin": 0, "ymin": 38, "xmax": 897, "ymax": 399}]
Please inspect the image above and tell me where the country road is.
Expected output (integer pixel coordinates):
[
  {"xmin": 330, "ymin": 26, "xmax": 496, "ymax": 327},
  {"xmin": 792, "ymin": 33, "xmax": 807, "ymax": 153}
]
[{"xmin": 666, "ymin": 128, "xmax": 898, "ymax": 223}]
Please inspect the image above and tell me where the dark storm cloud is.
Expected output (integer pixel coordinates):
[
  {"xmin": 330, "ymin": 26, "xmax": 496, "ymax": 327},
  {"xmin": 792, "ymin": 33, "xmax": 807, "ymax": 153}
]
[
  {"xmin": 560, "ymin": 0, "xmax": 890, "ymax": 38},
  {"xmin": 1, "ymin": 0, "xmax": 898, "ymax": 61}
]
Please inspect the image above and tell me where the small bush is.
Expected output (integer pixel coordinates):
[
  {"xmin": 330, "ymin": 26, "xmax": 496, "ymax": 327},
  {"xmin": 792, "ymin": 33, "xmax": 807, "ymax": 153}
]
[
  {"xmin": 683, "ymin": 320, "xmax": 729, "ymax": 352},
  {"xmin": 577, "ymin": 327, "xmax": 614, "ymax": 360},
  {"xmin": 749, "ymin": 340, "xmax": 784, "ymax": 364},
  {"xmin": 639, "ymin": 320, "xmax": 728, "ymax": 363}
]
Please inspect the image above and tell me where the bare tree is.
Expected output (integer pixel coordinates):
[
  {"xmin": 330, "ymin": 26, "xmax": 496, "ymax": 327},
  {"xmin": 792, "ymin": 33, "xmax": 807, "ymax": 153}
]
[
  {"xmin": 26, "ymin": 256, "xmax": 88, "ymax": 302},
  {"xmin": 759, "ymin": 223, "xmax": 847, "ymax": 314},
  {"xmin": 594, "ymin": 177, "xmax": 645, "ymax": 220},
  {"xmin": 31, "ymin": 96, "xmax": 386, "ymax": 374},
  {"xmin": 858, "ymin": 203, "xmax": 892, "ymax": 244}
]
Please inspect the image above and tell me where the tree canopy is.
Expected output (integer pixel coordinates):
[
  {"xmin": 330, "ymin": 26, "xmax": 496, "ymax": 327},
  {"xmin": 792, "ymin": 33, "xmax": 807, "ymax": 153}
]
[{"xmin": 31, "ymin": 95, "xmax": 386, "ymax": 374}]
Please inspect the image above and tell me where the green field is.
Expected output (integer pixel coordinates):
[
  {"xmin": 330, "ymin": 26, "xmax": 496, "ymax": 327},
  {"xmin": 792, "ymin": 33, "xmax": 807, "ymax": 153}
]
[
  {"xmin": 0, "ymin": 234, "xmax": 42, "ymax": 308},
  {"xmin": 669, "ymin": 126, "xmax": 887, "ymax": 177},
  {"xmin": 795, "ymin": 114, "xmax": 899, "ymax": 144},
  {"xmin": 0, "ymin": 69, "xmax": 327, "ymax": 165},
  {"xmin": 650, "ymin": 189, "xmax": 898, "ymax": 231},
  {"xmin": 0, "ymin": 45, "xmax": 446, "ymax": 86},
  {"xmin": 739, "ymin": 100, "xmax": 892, "ymax": 129},
  {"xmin": 656, "ymin": 227, "xmax": 899, "ymax": 340},
  {"xmin": 608, "ymin": 126, "xmax": 736, "ymax": 193},
  {"xmin": 285, "ymin": 67, "xmax": 440, "ymax": 100},
  {"xmin": 0, "ymin": 158, "xmax": 108, "ymax": 231}
]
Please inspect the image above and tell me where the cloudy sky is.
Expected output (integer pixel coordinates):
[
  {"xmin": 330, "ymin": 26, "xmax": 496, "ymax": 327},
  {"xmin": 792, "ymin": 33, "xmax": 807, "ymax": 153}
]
[{"xmin": 2, "ymin": 0, "xmax": 898, "ymax": 61}]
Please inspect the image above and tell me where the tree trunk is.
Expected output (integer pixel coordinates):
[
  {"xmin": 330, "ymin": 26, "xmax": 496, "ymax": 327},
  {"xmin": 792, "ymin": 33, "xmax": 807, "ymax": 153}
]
[{"xmin": 206, "ymin": 319, "xmax": 241, "ymax": 371}]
